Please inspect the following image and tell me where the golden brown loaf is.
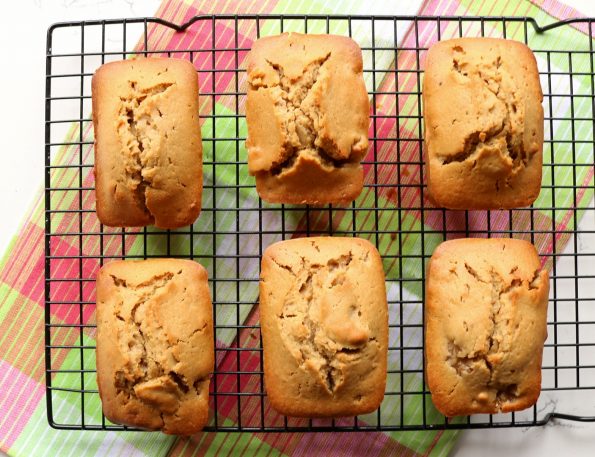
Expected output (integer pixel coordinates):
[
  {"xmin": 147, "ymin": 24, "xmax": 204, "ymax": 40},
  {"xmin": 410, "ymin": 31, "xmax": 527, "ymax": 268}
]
[
  {"xmin": 96, "ymin": 259, "xmax": 214, "ymax": 434},
  {"xmin": 92, "ymin": 58, "xmax": 202, "ymax": 228},
  {"xmin": 245, "ymin": 33, "xmax": 370, "ymax": 205},
  {"xmin": 425, "ymin": 238, "xmax": 549, "ymax": 416},
  {"xmin": 260, "ymin": 237, "xmax": 387, "ymax": 417},
  {"xmin": 423, "ymin": 38, "xmax": 544, "ymax": 209}
]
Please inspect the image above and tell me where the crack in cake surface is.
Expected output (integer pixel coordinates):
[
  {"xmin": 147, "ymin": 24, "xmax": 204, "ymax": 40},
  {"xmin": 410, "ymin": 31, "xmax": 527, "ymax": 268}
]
[
  {"xmin": 251, "ymin": 53, "xmax": 356, "ymax": 176},
  {"xmin": 447, "ymin": 265, "xmax": 538, "ymax": 411},
  {"xmin": 112, "ymin": 272, "xmax": 174, "ymax": 396},
  {"xmin": 109, "ymin": 270, "xmax": 207, "ymax": 420},
  {"xmin": 276, "ymin": 251, "xmax": 374, "ymax": 394},
  {"xmin": 117, "ymin": 81, "xmax": 174, "ymax": 219},
  {"xmin": 440, "ymin": 47, "xmax": 528, "ymax": 178}
]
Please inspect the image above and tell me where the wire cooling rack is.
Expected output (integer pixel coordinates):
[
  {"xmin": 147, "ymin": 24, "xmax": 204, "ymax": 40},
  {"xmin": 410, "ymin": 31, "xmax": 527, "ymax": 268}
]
[{"xmin": 45, "ymin": 15, "xmax": 595, "ymax": 431}]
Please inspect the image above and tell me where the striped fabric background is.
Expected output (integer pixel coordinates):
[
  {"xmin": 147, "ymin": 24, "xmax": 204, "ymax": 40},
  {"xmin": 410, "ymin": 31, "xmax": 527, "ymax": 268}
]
[{"xmin": 1, "ymin": 0, "xmax": 594, "ymax": 455}]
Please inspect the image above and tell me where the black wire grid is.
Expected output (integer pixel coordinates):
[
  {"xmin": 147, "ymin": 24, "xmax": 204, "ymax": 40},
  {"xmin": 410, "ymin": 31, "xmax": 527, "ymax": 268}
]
[{"xmin": 45, "ymin": 15, "xmax": 595, "ymax": 431}]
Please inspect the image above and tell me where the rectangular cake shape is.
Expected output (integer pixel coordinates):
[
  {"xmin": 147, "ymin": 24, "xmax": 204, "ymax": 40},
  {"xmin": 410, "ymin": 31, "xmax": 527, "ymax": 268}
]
[
  {"xmin": 92, "ymin": 57, "xmax": 202, "ymax": 228},
  {"xmin": 96, "ymin": 259, "xmax": 213, "ymax": 434},
  {"xmin": 423, "ymin": 38, "xmax": 544, "ymax": 209},
  {"xmin": 260, "ymin": 237, "xmax": 388, "ymax": 417},
  {"xmin": 425, "ymin": 238, "xmax": 549, "ymax": 416},
  {"xmin": 245, "ymin": 33, "xmax": 370, "ymax": 205}
]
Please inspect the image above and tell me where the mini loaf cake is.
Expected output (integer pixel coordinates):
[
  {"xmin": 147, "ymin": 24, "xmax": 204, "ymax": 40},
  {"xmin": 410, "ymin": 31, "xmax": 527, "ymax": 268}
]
[
  {"xmin": 260, "ymin": 237, "xmax": 387, "ymax": 417},
  {"xmin": 425, "ymin": 238, "xmax": 549, "ymax": 416},
  {"xmin": 92, "ymin": 58, "xmax": 202, "ymax": 228},
  {"xmin": 96, "ymin": 259, "xmax": 214, "ymax": 434},
  {"xmin": 245, "ymin": 33, "xmax": 370, "ymax": 205},
  {"xmin": 423, "ymin": 38, "xmax": 544, "ymax": 209}
]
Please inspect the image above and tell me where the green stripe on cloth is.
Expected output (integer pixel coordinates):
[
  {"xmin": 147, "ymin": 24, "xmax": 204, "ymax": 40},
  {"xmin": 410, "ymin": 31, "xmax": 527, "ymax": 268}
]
[
  {"xmin": 0, "ymin": 282, "xmax": 21, "ymax": 325},
  {"xmin": 9, "ymin": 397, "xmax": 173, "ymax": 457},
  {"xmin": 198, "ymin": 420, "xmax": 288, "ymax": 456},
  {"xmin": 51, "ymin": 334, "xmax": 100, "ymax": 423},
  {"xmin": 334, "ymin": 189, "xmax": 443, "ymax": 298},
  {"xmin": 195, "ymin": 102, "xmax": 261, "ymax": 343},
  {"xmin": 46, "ymin": 333, "xmax": 177, "ymax": 451}
]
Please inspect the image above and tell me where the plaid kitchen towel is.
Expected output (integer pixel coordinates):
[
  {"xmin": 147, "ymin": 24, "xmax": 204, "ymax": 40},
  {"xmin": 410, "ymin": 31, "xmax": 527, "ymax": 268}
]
[{"xmin": 1, "ymin": 0, "xmax": 594, "ymax": 456}]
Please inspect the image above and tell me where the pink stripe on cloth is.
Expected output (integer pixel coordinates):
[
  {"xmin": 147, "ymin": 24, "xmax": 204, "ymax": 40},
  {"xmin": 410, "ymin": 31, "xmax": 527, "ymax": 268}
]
[
  {"xmin": 0, "ymin": 222, "xmax": 45, "ymax": 304},
  {"xmin": 47, "ymin": 233, "xmax": 97, "ymax": 327},
  {"xmin": 0, "ymin": 360, "xmax": 44, "ymax": 449},
  {"xmin": 418, "ymin": 0, "xmax": 462, "ymax": 16},
  {"xmin": 195, "ymin": 21, "xmax": 250, "ymax": 102},
  {"xmin": 147, "ymin": 3, "xmax": 256, "ymax": 103}
]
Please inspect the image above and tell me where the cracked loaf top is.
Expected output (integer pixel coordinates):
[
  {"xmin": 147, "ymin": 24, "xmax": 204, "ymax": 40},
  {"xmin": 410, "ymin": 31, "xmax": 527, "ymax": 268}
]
[
  {"xmin": 96, "ymin": 259, "xmax": 214, "ymax": 434},
  {"xmin": 423, "ymin": 38, "xmax": 544, "ymax": 209},
  {"xmin": 92, "ymin": 58, "xmax": 202, "ymax": 228},
  {"xmin": 245, "ymin": 33, "xmax": 370, "ymax": 205},
  {"xmin": 260, "ymin": 237, "xmax": 387, "ymax": 417},
  {"xmin": 425, "ymin": 238, "xmax": 549, "ymax": 416}
]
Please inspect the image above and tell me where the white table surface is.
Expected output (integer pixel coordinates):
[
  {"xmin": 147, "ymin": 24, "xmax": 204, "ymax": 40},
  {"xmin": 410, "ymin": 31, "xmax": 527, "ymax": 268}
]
[{"xmin": 1, "ymin": 1, "xmax": 594, "ymax": 456}]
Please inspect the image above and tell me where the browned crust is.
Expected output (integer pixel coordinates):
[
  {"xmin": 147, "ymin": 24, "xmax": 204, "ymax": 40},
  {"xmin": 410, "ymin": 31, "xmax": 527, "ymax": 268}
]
[
  {"xmin": 254, "ymin": 159, "xmax": 363, "ymax": 205},
  {"xmin": 425, "ymin": 238, "xmax": 549, "ymax": 416},
  {"xmin": 96, "ymin": 259, "xmax": 214, "ymax": 434},
  {"xmin": 260, "ymin": 237, "xmax": 387, "ymax": 417},
  {"xmin": 92, "ymin": 57, "xmax": 202, "ymax": 228},
  {"xmin": 423, "ymin": 38, "xmax": 544, "ymax": 209},
  {"xmin": 245, "ymin": 33, "xmax": 369, "ymax": 205}
]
